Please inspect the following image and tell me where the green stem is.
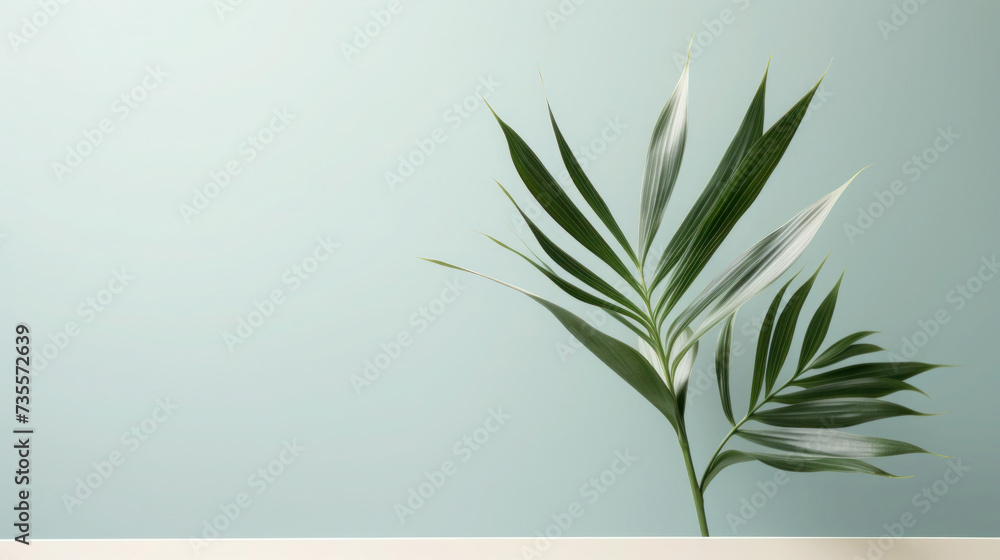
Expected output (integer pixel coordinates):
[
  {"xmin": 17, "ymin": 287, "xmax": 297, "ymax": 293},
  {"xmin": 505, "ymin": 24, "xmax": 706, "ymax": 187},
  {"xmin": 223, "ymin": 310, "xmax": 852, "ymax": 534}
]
[
  {"xmin": 678, "ymin": 424, "xmax": 710, "ymax": 536},
  {"xmin": 638, "ymin": 266, "xmax": 708, "ymax": 535}
]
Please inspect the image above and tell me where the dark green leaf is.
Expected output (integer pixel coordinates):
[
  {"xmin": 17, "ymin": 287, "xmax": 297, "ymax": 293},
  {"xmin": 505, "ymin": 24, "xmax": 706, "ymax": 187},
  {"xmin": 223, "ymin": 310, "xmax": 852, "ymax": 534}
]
[
  {"xmin": 751, "ymin": 398, "xmax": 930, "ymax": 429},
  {"xmin": 497, "ymin": 183, "xmax": 644, "ymax": 318},
  {"xmin": 797, "ymin": 271, "xmax": 843, "ymax": 373},
  {"xmin": 794, "ymin": 362, "xmax": 943, "ymax": 388},
  {"xmin": 481, "ymin": 234, "xmax": 652, "ymax": 343},
  {"xmin": 421, "ymin": 258, "xmax": 679, "ymax": 430},
  {"xmin": 806, "ymin": 331, "xmax": 877, "ymax": 370},
  {"xmin": 750, "ymin": 277, "xmax": 794, "ymax": 410},
  {"xmin": 772, "ymin": 378, "xmax": 925, "ymax": 404},
  {"xmin": 737, "ymin": 428, "xmax": 934, "ymax": 458},
  {"xmin": 488, "ymin": 107, "xmax": 640, "ymax": 293},
  {"xmin": 809, "ymin": 343, "xmax": 883, "ymax": 371},
  {"xmin": 547, "ymin": 102, "xmax": 637, "ymax": 266},
  {"xmin": 702, "ymin": 449, "xmax": 902, "ymax": 492},
  {"xmin": 766, "ymin": 265, "xmax": 821, "ymax": 393},
  {"xmin": 701, "ymin": 450, "xmax": 756, "ymax": 492},
  {"xmin": 716, "ymin": 314, "xmax": 737, "ymax": 425}
]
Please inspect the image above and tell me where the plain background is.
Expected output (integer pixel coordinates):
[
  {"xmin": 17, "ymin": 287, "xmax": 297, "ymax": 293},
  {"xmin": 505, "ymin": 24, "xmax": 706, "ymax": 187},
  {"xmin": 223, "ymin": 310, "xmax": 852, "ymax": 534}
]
[{"xmin": 0, "ymin": 0, "xmax": 997, "ymax": 539}]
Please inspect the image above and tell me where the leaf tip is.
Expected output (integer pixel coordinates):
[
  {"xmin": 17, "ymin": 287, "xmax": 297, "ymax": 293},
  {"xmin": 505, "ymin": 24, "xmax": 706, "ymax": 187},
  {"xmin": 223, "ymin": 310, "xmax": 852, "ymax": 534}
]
[
  {"xmin": 818, "ymin": 58, "xmax": 833, "ymax": 83},
  {"xmin": 481, "ymin": 95, "xmax": 500, "ymax": 121}
]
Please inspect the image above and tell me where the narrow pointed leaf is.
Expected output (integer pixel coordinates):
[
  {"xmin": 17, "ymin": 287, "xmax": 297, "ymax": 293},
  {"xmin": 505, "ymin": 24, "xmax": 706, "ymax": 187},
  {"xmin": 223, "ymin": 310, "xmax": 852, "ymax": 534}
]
[
  {"xmin": 703, "ymin": 449, "xmax": 901, "ymax": 491},
  {"xmin": 737, "ymin": 428, "xmax": 933, "ymax": 458},
  {"xmin": 772, "ymin": 378, "xmax": 924, "ymax": 404},
  {"xmin": 498, "ymin": 183, "xmax": 644, "ymax": 318},
  {"xmin": 723, "ymin": 451, "xmax": 901, "ymax": 479},
  {"xmin": 750, "ymin": 279, "xmax": 793, "ymax": 410},
  {"xmin": 701, "ymin": 449, "xmax": 756, "ymax": 492},
  {"xmin": 672, "ymin": 328, "xmax": 698, "ymax": 413},
  {"xmin": 489, "ymin": 108, "xmax": 640, "ymax": 292},
  {"xmin": 809, "ymin": 343, "xmax": 883, "ymax": 371},
  {"xmin": 482, "ymin": 234, "xmax": 652, "ymax": 343},
  {"xmin": 751, "ymin": 398, "xmax": 930, "ymax": 429},
  {"xmin": 548, "ymin": 103, "xmax": 637, "ymax": 265},
  {"xmin": 716, "ymin": 314, "xmax": 737, "ymax": 425},
  {"xmin": 638, "ymin": 59, "xmax": 689, "ymax": 262},
  {"xmin": 662, "ymin": 76, "xmax": 826, "ymax": 312},
  {"xmin": 794, "ymin": 362, "xmax": 943, "ymax": 388},
  {"xmin": 421, "ymin": 259, "xmax": 679, "ymax": 430},
  {"xmin": 797, "ymin": 272, "xmax": 843, "ymax": 372},
  {"xmin": 806, "ymin": 331, "xmax": 878, "ymax": 370},
  {"xmin": 652, "ymin": 63, "xmax": 768, "ymax": 291},
  {"xmin": 667, "ymin": 169, "xmax": 863, "ymax": 368},
  {"xmin": 765, "ymin": 265, "xmax": 821, "ymax": 393}
]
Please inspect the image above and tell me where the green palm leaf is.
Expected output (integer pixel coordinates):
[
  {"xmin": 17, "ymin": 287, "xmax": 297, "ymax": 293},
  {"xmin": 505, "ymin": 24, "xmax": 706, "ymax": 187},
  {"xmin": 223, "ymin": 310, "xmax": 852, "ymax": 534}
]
[
  {"xmin": 421, "ymin": 259, "xmax": 679, "ymax": 431},
  {"xmin": 765, "ymin": 264, "xmax": 822, "ymax": 393},
  {"xmin": 771, "ymin": 378, "xmax": 925, "ymax": 404},
  {"xmin": 716, "ymin": 314, "xmax": 737, "ymax": 425},
  {"xmin": 547, "ymin": 101, "xmax": 638, "ymax": 266},
  {"xmin": 661, "ymin": 75, "xmax": 827, "ymax": 315},
  {"xmin": 806, "ymin": 331, "xmax": 881, "ymax": 370},
  {"xmin": 797, "ymin": 271, "xmax": 843, "ymax": 372},
  {"xmin": 488, "ymin": 106, "xmax": 641, "ymax": 294},
  {"xmin": 737, "ymin": 428, "xmax": 935, "ymax": 458},
  {"xmin": 651, "ymin": 62, "xmax": 768, "ymax": 292},
  {"xmin": 703, "ymin": 450, "xmax": 903, "ymax": 492},
  {"xmin": 794, "ymin": 362, "xmax": 944, "ymax": 387},
  {"xmin": 750, "ymin": 278, "xmax": 794, "ymax": 410},
  {"xmin": 751, "ymin": 398, "xmax": 931, "ymax": 429},
  {"xmin": 638, "ymin": 56, "xmax": 689, "ymax": 262}
]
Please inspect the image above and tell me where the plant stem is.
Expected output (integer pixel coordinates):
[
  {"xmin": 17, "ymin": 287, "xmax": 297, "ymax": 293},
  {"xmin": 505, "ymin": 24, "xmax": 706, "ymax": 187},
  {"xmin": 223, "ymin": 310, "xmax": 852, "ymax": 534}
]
[
  {"xmin": 678, "ymin": 424, "xmax": 710, "ymax": 536},
  {"xmin": 637, "ymin": 267, "xmax": 709, "ymax": 535}
]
